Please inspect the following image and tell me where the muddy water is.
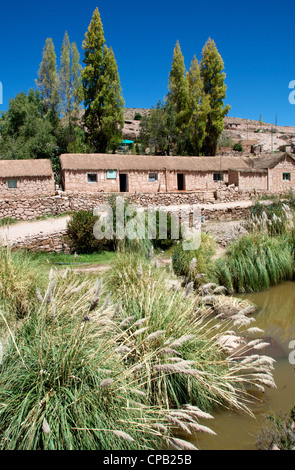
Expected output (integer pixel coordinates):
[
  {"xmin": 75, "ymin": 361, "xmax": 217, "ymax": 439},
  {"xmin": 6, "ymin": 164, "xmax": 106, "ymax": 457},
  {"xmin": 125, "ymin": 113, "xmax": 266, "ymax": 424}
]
[{"xmin": 195, "ymin": 281, "xmax": 295, "ymax": 450}]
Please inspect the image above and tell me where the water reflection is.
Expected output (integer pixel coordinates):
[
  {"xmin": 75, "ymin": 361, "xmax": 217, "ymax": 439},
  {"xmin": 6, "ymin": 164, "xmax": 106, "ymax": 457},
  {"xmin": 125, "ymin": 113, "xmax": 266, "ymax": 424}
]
[{"xmin": 194, "ymin": 282, "xmax": 295, "ymax": 450}]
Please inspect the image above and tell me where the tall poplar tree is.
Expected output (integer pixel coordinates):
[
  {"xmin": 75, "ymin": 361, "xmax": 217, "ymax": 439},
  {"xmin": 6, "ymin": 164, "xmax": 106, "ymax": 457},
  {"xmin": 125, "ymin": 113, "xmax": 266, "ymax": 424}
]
[
  {"xmin": 36, "ymin": 38, "xmax": 60, "ymax": 119},
  {"xmin": 71, "ymin": 42, "xmax": 83, "ymax": 117},
  {"xmin": 187, "ymin": 56, "xmax": 210, "ymax": 155},
  {"xmin": 59, "ymin": 32, "xmax": 83, "ymax": 123},
  {"xmin": 200, "ymin": 38, "xmax": 231, "ymax": 155},
  {"xmin": 167, "ymin": 41, "xmax": 189, "ymax": 153},
  {"xmin": 100, "ymin": 45, "xmax": 125, "ymax": 152},
  {"xmin": 59, "ymin": 31, "xmax": 71, "ymax": 119},
  {"xmin": 82, "ymin": 7, "xmax": 124, "ymax": 152}
]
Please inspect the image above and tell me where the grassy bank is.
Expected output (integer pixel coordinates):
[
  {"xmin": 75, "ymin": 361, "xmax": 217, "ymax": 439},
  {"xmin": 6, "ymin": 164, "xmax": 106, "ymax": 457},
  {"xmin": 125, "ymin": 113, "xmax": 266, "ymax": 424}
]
[
  {"xmin": 172, "ymin": 201, "xmax": 295, "ymax": 294},
  {"xmin": 0, "ymin": 247, "xmax": 276, "ymax": 450}
]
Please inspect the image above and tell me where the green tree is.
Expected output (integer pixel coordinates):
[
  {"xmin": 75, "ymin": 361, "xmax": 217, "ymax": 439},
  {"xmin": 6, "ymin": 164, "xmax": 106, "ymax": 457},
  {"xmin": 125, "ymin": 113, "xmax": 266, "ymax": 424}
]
[
  {"xmin": 71, "ymin": 42, "xmax": 83, "ymax": 117},
  {"xmin": 82, "ymin": 7, "xmax": 124, "ymax": 152},
  {"xmin": 140, "ymin": 100, "xmax": 176, "ymax": 155},
  {"xmin": 200, "ymin": 38, "xmax": 231, "ymax": 155},
  {"xmin": 186, "ymin": 56, "xmax": 210, "ymax": 155},
  {"xmin": 0, "ymin": 90, "xmax": 57, "ymax": 160},
  {"xmin": 100, "ymin": 46, "xmax": 125, "ymax": 153},
  {"xmin": 59, "ymin": 32, "xmax": 71, "ymax": 120},
  {"xmin": 167, "ymin": 41, "xmax": 190, "ymax": 153},
  {"xmin": 36, "ymin": 38, "xmax": 60, "ymax": 119},
  {"xmin": 59, "ymin": 32, "xmax": 83, "ymax": 123}
]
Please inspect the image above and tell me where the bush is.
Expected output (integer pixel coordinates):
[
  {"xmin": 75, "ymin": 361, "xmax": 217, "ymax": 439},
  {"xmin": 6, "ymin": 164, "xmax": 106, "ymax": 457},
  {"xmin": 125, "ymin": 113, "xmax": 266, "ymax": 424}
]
[
  {"xmin": 232, "ymin": 142, "xmax": 244, "ymax": 152},
  {"xmin": 172, "ymin": 233, "xmax": 217, "ymax": 286},
  {"xmin": 65, "ymin": 211, "xmax": 113, "ymax": 254},
  {"xmin": 134, "ymin": 113, "xmax": 142, "ymax": 120},
  {"xmin": 215, "ymin": 233, "xmax": 294, "ymax": 293}
]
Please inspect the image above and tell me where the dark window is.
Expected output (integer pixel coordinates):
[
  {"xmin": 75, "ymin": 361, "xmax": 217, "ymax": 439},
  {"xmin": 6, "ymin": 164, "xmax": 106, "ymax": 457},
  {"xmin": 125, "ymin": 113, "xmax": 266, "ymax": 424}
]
[
  {"xmin": 87, "ymin": 173, "xmax": 98, "ymax": 183},
  {"xmin": 283, "ymin": 173, "xmax": 291, "ymax": 181},
  {"xmin": 149, "ymin": 173, "xmax": 158, "ymax": 182},
  {"xmin": 214, "ymin": 173, "xmax": 223, "ymax": 181},
  {"xmin": 8, "ymin": 179, "xmax": 17, "ymax": 188}
]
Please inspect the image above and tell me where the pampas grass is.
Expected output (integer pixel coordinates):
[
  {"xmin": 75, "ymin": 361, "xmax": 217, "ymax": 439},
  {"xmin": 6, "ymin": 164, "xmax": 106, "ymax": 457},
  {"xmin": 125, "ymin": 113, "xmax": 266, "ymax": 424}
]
[{"xmin": 105, "ymin": 254, "xmax": 276, "ymax": 416}]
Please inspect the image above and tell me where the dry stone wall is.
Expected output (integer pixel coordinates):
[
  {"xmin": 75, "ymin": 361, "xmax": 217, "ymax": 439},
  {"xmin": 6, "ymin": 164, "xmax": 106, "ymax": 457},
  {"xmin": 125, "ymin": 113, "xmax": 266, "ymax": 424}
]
[{"xmin": 0, "ymin": 188, "xmax": 274, "ymax": 223}]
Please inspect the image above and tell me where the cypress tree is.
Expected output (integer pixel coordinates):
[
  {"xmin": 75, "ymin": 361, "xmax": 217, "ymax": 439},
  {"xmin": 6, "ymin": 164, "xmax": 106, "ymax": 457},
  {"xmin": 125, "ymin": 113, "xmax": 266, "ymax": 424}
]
[{"xmin": 200, "ymin": 38, "xmax": 231, "ymax": 155}]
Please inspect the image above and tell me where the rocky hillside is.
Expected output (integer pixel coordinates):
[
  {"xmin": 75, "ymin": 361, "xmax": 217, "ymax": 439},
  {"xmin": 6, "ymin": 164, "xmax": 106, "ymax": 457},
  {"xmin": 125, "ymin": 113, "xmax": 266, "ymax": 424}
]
[{"xmin": 123, "ymin": 108, "xmax": 295, "ymax": 154}]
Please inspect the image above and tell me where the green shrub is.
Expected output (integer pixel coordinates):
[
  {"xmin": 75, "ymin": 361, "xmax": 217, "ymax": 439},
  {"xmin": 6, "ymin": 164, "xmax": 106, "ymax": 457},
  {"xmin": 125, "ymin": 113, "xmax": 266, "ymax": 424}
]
[
  {"xmin": 215, "ymin": 233, "xmax": 294, "ymax": 293},
  {"xmin": 232, "ymin": 142, "xmax": 244, "ymax": 152},
  {"xmin": 172, "ymin": 233, "xmax": 217, "ymax": 286},
  {"xmin": 65, "ymin": 211, "xmax": 113, "ymax": 254}
]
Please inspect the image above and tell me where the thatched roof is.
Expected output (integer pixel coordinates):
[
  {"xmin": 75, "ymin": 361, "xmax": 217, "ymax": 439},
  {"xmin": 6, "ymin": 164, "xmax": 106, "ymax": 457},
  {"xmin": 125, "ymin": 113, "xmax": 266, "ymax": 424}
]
[
  {"xmin": 249, "ymin": 153, "xmax": 295, "ymax": 170},
  {"xmin": 0, "ymin": 159, "xmax": 54, "ymax": 178},
  {"xmin": 60, "ymin": 154, "xmax": 251, "ymax": 173}
]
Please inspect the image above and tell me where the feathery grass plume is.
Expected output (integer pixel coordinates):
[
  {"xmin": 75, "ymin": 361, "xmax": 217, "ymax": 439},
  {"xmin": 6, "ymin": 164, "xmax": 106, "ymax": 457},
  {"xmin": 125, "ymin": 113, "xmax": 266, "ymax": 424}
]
[
  {"xmin": 36, "ymin": 287, "xmax": 44, "ymax": 303},
  {"xmin": 185, "ymin": 282, "xmax": 194, "ymax": 297},
  {"xmin": 0, "ymin": 270, "xmax": 181, "ymax": 450},
  {"xmin": 112, "ymin": 430, "xmax": 135, "ymax": 442},
  {"xmin": 137, "ymin": 264, "xmax": 143, "ymax": 279},
  {"xmin": 133, "ymin": 318, "xmax": 147, "ymax": 328},
  {"xmin": 133, "ymin": 327, "xmax": 148, "ymax": 337},
  {"xmin": 115, "ymin": 345, "xmax": 132, "ymax": 355},
  {"xmin": 100, "ymin": 379, "xmax": 115, "ymax": 389},
  {"xmin": 44, "ymin": 280, "xmax": 57, "ymax": 305},
  {"xmin": 189, "ymin": 258, "xmax": 197, "ymax": 272},
  {"xmin": 42, "ymin": 419, "xmax": 51, "ymax": 435},
  {"xmin": 119, "ymin": 316, "xmax": 136, "ymax": 329},
  {"xmin": 105, "ymin": 253, "xmax": 276, "ymax": 416},
  {"xmin": 168, "ymin": 438, "xmax": 198, "ymax": 451},
  {"xmin": 145, "ymin": 330, "xmax": 165, "ymax": 342},
  {"xmin": 213, "ymin": 286, "xmax": 227, "ymax": 295}
]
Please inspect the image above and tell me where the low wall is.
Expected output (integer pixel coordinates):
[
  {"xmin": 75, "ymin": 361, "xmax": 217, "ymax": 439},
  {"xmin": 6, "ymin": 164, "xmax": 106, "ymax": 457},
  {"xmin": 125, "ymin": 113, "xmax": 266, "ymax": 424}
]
[
  {"xmin": 0, "ymin": 188, "xmax": 258, "ymax": 222},
  {"xmin": 9, "ymin": 229, "xmax": 70, "ymax": 253},
  {"xmin": 6, "ymin": 204, "xmax": 252, "ymax": 254}
]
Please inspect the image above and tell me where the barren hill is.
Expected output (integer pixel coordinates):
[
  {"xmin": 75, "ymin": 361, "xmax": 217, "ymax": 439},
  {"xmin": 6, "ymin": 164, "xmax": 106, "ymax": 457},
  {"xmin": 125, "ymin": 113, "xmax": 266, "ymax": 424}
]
[{"xmin": 123, "ymin": 108, "xmax": 295, "ymax": 153}]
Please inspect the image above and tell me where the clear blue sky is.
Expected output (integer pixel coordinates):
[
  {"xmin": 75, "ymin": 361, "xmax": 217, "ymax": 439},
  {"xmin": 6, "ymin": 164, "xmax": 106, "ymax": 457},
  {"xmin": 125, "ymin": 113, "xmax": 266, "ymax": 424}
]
[{"xmin": 0, "ymin": 0, "xmax": 294, "ymax": 126}]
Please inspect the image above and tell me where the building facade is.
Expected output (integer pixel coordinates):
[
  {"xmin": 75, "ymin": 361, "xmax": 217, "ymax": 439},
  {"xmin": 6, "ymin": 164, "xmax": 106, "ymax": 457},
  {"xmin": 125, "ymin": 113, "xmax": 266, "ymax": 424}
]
[
  {"xmin": 60, "ymin": 154, "xmax": 251, "ymax": 194},
  {"xmin": 0, "ymin": 159, "xmax": 55, "ymax": 198}
]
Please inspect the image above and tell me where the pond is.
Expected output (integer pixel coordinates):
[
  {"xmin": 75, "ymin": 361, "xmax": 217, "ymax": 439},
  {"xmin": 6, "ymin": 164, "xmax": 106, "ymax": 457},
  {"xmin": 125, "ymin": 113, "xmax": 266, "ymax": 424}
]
[{"xmin": 194, "ymin": 281, "xmax": 295, "ymax": 450}]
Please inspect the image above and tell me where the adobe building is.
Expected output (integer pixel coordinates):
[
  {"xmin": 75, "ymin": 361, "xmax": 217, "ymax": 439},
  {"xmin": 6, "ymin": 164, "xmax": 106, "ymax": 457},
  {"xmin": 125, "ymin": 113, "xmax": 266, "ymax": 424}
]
[
  {"xmin": 59, "ymin": 154, "xmax": 251, "ymax": 193},
  {"xmin": 0, "ymin": 159, "xmax": 55, "ymax": 198},
  {"xmin": 228, "ymin": 153, "xmax": 295, "ymax": 193}
]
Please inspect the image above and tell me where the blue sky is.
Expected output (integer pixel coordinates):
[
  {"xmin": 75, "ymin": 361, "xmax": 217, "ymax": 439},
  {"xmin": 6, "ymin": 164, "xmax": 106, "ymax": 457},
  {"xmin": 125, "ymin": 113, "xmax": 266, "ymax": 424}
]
[{"xmin": 0, "ymin": 0, "xmax": 294, "ymax": 126}]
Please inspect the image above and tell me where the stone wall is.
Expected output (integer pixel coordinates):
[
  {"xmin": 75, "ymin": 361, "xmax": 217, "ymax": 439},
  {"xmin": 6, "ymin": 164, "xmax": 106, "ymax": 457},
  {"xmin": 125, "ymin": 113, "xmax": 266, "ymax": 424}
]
[
  {"xmin": 7, "ymin": 204, "xmax": 252, "ymax": 254},
  {"xmin": 0, "ymin": 176, "xmax": 55, "ymax": 198},
  {"xmin": 9, "ymin": 229, "xmax": 70, "ymax": 253},
  {"xmin": 0, "ymin": 189, "xmax": 274, "ymax": 223}
]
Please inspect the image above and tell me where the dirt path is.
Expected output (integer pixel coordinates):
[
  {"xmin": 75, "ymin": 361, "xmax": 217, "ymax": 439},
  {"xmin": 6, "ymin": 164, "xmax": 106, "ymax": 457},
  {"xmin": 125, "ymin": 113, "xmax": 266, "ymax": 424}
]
[
  {"xmin": 0, "ymin": 199, "xmax": 265, "ymax": 245},
  {"xmin": 0, "ymin": 215, "xmax": 71, "ymax": 244}
]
